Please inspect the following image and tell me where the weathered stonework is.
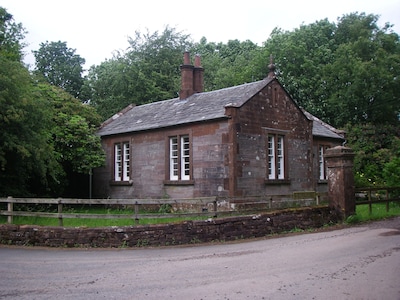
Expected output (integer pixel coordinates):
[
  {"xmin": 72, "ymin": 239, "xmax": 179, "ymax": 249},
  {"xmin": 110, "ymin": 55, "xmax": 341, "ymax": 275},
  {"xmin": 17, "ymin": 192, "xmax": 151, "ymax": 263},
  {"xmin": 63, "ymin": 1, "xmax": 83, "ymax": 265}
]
[
  {"xmin": 94, "ymin": 80, "xmax": 342, "ymax": 201},
  {"xmin": 0, "ymin": 207, "xmax": 340, "ymax": 248},
  {"xmin": 325, "ymin": 146, "xmax": 356, "ymax": 218},
  {"xmin": 94, "ymin": 53, "xmax": 344, "ymax": 201}
]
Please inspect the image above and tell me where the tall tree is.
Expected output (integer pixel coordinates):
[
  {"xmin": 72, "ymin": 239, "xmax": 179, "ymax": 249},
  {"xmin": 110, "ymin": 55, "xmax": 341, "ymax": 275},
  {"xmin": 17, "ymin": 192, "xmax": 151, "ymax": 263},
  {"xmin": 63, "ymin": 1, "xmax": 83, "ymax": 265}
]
[
  {"xmin": 34, "ymin": 82, "xmax": 105, "ymax": 197},
  {"xmin": 192, "ymin": 38, "xmax": 264, "ymax": 91},
  {"xmin": 263, "ymin": 13, "xmax": 400, "ymax": 128},
  {"xmin": 344, "ymin": 123, "xmax": 400, "ymax": 187},
  {"xmin": 0, "ymin": 7, "xmax": 54, "ymax": 196},
  {"xmin": 0, "ymin": 7, "xmax": 26, "ymax": 62},
  {"xmin": 383, "ymin": 137, "xmax": 400, "ymax": 188},
  {"xmin": 33, "ymin": 41, "xmax": 85, "ymax": 99},
  {"xmin": 0, "ymin": 8, "xmax": 104, "ymax": 196},
  {"xmin": 86, "ymin": 26, "xmax": 192, "ymax": 120},
  {"xmin": 262, "ymin": 13, "xmax": 400, "ymax": 187},
  {"xmin": 0, "ymin": 57, "xmax": 58, "ymax": 196},
  {"xmin": 263, "ymin": 19, "xmax": 338, "ymax": 120},
  {"xmin": 323, "ymin": 13, "xmax": 400, "ymax": 127},
  {"xmin": 1, "ymin": 77, "xmax": 105, "ymax": 197}
]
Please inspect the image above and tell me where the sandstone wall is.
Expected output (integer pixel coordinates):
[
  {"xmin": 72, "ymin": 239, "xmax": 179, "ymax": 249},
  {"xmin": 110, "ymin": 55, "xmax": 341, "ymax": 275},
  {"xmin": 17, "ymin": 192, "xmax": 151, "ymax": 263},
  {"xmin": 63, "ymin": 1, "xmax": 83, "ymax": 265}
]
[{"xmin": 0, "ymin": 207, "xmax": 339, "ymax": 248}]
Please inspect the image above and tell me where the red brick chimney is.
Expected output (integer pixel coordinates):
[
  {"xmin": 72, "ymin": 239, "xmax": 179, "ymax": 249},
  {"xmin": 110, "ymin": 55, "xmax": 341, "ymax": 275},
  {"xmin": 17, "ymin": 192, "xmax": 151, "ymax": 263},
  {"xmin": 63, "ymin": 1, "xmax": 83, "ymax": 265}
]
[
  {"xmin": 179, "ymin": 52, "xmax": 204, "ymax": 99},
  {"xmin": 193, "ymin": 54, "xmax": 204, "ymax": 93}
]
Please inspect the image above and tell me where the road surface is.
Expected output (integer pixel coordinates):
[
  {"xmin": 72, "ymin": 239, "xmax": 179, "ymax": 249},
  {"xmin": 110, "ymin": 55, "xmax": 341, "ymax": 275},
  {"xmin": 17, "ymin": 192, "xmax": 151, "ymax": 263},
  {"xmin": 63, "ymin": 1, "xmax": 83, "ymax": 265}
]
[{"xmin": 1, "ymin": 217, "xmax": 400, "ymax": 299}]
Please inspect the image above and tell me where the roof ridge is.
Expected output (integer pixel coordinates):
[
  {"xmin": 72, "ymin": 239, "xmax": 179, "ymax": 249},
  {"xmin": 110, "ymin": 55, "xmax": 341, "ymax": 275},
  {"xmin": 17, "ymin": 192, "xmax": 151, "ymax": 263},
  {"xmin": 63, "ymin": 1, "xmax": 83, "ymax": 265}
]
[{"xmin": 100, "ymin": 104, "xmax": 135, "ymax": 129}]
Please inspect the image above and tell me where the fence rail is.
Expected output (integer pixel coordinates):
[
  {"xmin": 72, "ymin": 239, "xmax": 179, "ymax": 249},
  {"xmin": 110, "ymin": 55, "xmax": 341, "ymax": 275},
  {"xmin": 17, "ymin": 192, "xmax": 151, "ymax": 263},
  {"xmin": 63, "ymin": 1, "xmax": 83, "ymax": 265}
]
[
  {"xmin": 2, "ymin": 187, "xmax": 399, "ymax": 227},
  {"xmin": 0, "ymin": 196, "xmax": 219, "ymax": 226},
  {"xmin": 355, "ymin": 187, "xmax": 400, "ymax": 214},
  {"xmin": 0, "ymin": 193, "xmax": 324, "ymax": 227}
]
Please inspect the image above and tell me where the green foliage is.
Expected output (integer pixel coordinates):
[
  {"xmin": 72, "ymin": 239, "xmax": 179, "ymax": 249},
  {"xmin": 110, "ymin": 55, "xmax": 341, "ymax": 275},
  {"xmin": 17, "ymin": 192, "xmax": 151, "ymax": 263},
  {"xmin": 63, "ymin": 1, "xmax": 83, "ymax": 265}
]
[
  {"xmin": 192, "ymin": 38, "xmax": 264, "ymax": 91},
  {"xmin": 383, "ymin": 138, "xmax": 400, "ymax": 187},
  {"xmin": 33, "ymin": 41, "xmax": 85, "ymax": 99},
  {"xmin": 33, "ymin": 82, "xmax": 105, "ymax": 174},
  {"xmin": 264, "ymin": 19, "xmax": 337, "ymax": 119},
  {"xmin": 0, "ymin": 7, "xmax": 104, "ymax": 197},
  {"xmin": 84, "ymin": 58, "xmax": 142, "ymax": 119},
  {"xmin": 86, "ymin": 26, "xmax": 192, "ymax": 119},
  {"xmin": 84, "ymin": 14, "xmax": 400, "ymax": 127},
  {"xmin": 0, "ymin": 7, "xmax": 62, "ymax": 196},
  {"xmin": 345, "ymin": 123, "xmax": 400, "ymax": 187},
  {"xmin": 0, "ymin": 7, "xmax": 26, "ymax": 62},
  {"xmin": 345, "ymin": 214, "xmax": 360, "ymax": 224},
  {"xmin": 264, "ymin": 13, "xmax": 400, "ymax": 128},
  {"xmin": 86, "ymin": 28, "xmax": 268, "ymax": 120},
  {"xmin": 383, "ymin": 158, "xmax": 400, "ymax": 187},
  {"xmin": 263, "ymin": 13, "xmax": 399, "ymax": 187},
  {"xmin": 327, "ymin": 13, "xmax": 400, "ymax": 127},
  {"xmin": 158, "ymin": 203, "xmax": 172, "ymax": 214},
  {"xmin": 2, "ymin": 7, "xmax": 400, "ymax": 195},
  {"xmin": 0, "ymin": 56, "xmax": 58, "ymax": 196},
  {"xmin": 1, "ymin": 74, "xmax": 105, "ymax": 196}
]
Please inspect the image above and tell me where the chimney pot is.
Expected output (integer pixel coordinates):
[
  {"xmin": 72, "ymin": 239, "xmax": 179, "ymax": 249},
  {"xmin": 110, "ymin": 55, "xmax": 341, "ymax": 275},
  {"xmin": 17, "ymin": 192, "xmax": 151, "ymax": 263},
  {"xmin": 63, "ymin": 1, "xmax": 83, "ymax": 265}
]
[
  {"xmin": 194, "ymin": 54, "xmax": 201, "ymax": 67},
  {"xmin": 193, "ymin": 54, "xmax": 204, "ymax": 93},
  {"xmin": 183, "ymin": 51, "xmax": 191, "ymax": 65},
  {"xmin": 179, "ymin": 52, "xmax": 204, "ymax": 99}
]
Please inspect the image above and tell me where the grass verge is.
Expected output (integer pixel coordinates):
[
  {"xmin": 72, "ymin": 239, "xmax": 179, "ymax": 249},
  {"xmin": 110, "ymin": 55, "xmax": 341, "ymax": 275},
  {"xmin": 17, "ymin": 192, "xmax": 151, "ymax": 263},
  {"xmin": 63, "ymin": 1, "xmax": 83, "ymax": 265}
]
[
  {"xmin": 346, "ymin": 202, "xmax": 400, "ymax": 224},
  {"xmin": 0, "ymin": 204, "xmax": 208, "ymax": 227}
]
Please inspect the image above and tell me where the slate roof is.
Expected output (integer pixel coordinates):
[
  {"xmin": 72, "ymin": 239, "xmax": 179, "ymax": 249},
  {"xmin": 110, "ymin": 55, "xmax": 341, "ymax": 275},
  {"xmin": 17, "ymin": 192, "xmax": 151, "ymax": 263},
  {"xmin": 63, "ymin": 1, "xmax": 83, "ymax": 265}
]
[
  {"xmin": 97, "ymin": 77, "xmax": 344, "ymax": 141},
  {"xmin": 97, "ymin": 78, "xmax": 272, "ymax": 136},
  {"xmin": 303, "ymin": 110, "xmax": 344, "ymax": 140}
]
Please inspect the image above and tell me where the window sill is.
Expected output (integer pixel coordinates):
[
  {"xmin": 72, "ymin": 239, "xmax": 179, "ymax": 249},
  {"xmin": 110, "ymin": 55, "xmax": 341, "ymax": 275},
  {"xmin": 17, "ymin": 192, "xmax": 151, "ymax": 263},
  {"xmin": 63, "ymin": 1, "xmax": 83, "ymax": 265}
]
[
  {"xmin": 110, "ymin": 180, "xmax": 133, "ymax": 186},
  {"xmin": 163, "ymin": 180, "xmax": 195, "ymax": 186},
  {"xmin": 264, "ymin": 179, "xmax": 291, "ymax": 185}
]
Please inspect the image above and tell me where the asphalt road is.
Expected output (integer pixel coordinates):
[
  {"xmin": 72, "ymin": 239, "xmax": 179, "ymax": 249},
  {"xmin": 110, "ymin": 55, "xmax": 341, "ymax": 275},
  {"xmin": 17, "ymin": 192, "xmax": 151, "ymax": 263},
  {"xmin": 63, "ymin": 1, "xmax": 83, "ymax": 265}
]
[{"xmin": 1, "ymin": 217, "xmax": 400, "ymax": 300}]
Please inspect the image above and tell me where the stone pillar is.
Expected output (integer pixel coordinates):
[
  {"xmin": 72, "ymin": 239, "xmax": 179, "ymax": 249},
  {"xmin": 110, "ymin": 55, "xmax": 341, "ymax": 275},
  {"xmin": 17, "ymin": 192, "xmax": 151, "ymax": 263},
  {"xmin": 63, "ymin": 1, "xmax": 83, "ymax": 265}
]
[{"xmin": 324, "ymin": 146, "xmax": 355, "ymax": 219}]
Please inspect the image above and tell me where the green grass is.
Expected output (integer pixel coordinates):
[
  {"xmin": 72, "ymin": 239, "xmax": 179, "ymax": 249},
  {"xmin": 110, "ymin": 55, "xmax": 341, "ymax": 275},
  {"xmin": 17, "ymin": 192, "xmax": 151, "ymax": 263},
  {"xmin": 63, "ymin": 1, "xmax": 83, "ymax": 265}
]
[
  {"xmin": 346, "ymin": 202, "xmax": 400, "ymax": 224},
  {"xmin": 1, "ymin": 202, "xmax": 400, "ymax": 228},
  {"xmin": 0, "ymin": 204, "xmax": 208, "ymax": 227}
]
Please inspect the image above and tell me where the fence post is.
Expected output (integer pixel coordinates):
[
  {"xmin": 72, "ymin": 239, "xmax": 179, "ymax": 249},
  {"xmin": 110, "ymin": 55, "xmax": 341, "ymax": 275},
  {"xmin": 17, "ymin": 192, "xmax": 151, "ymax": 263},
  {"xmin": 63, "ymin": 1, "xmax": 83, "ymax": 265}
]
[
  {"xmin": 7, "ymin": 196, "xmax": 13, "ymax": 224},
  {"xmin": 325, "ymin": 146, "xmax": 356, "ymax": 219},
  {"xmin": 213, "ymin": 197, "xmax": 218, "ymax": 217},
  {"xmin": 57, "ymin": 198, "xmax": 63, "ymax": 227},
  {"xmin": 386, "ymin": 189, "xmax": 389, "ymax": 212},
  {"xmin": 368, "ymin": 190, "xmax": 372, "ymax": 214},
  {"xmin": 134, "ymin": 201, "xmax": 139, "ymax": 224}
]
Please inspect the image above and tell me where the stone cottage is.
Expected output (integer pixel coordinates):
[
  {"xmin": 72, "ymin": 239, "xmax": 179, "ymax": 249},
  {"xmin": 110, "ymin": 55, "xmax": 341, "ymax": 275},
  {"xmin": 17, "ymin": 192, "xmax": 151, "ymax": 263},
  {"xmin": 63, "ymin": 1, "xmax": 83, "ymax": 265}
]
[{"xmin": 93, "ymin": 52, "xmax": 344, "ymax": 200}]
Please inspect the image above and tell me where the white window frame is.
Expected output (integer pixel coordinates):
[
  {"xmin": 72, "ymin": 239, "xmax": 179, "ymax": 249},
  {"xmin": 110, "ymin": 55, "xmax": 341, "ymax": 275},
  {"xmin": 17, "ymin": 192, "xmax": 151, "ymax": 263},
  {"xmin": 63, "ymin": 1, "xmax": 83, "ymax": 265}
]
[
  {"xmin": 169, "ymin": 137, "xmax": 179, "ymax": 180},
  {"xmin": 268, "ymin": 134, "xmax": 285, "ymax": 180},
  {"xmin": 277, "ymin": 136, "xmax": 284, "ymax": 179},
  {"xmin": 114, "ymin": 142, "xmax": 130, "ymax": 181},
  {"xmin": 181, "ymin": 136, "xmax": 190, "ymax": 180},
  {"xmin": 169, "ymin": 135, "xmax": 190, "ymax": 181},
  {"xmin": 268, "ymin": 135, "xmax": 275, "ymax": 180},
  {"xmin": 319, "ymin": 145, "xmax": 328, "ymax": 180}
]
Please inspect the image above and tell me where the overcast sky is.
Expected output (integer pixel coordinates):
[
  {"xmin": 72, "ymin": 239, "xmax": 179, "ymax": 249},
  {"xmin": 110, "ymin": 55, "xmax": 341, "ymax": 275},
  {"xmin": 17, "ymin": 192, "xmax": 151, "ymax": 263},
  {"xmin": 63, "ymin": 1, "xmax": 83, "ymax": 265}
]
[{"xmin": 2, "ymin": 0, "xmax": 400, "ymax": 69}]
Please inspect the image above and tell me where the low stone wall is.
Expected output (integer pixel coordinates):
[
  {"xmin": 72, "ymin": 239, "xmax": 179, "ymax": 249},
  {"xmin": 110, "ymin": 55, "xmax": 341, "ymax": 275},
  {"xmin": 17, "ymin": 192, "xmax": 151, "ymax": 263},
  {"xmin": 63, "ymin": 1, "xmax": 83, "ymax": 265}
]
[{"xmin": 0, "ymin": 206, "xmax": 340, "ymax": 248}]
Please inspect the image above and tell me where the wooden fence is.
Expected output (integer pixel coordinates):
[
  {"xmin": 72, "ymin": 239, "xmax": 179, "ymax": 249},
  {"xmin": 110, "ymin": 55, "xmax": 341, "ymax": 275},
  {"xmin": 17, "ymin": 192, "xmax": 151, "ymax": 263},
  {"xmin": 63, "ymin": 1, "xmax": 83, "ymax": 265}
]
[
  {"xmin": 2, "ymin": 187, "xmax": 399, "ymax": 227},
  {"xmin": 0, "ymin": 192, "xmax": 324, "ymax": 227},
  {"xmin": 355, "ymin": 186, "xmax": 400, "ymax": 214}
]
